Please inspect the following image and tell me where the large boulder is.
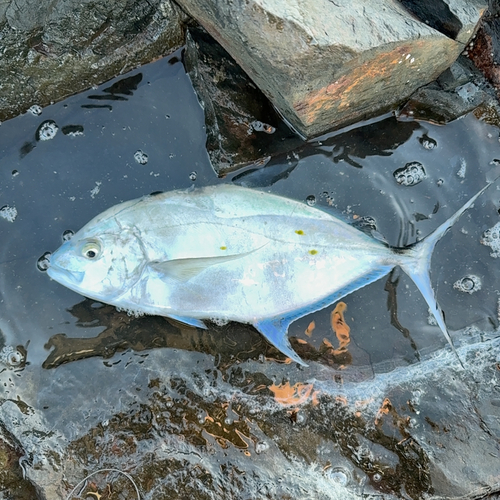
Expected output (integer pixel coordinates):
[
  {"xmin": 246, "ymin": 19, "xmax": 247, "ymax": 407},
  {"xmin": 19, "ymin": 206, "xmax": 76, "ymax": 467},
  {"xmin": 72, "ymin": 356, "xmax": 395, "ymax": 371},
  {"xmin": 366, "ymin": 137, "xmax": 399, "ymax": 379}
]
[
  {"xmin": 0, "ymin": 0, "xmax": 186, "ymax": 122},
  {"xmin": 176, "ymin": 0, "xmax": 488, "ymax": 137}
]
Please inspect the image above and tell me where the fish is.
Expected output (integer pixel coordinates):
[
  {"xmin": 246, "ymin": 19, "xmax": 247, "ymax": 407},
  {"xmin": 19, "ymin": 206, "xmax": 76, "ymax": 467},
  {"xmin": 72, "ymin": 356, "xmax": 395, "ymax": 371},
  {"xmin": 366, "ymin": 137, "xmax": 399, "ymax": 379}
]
[{"xmin": 47, "ymin": 180, "xmax": 497, "ymax": 367}]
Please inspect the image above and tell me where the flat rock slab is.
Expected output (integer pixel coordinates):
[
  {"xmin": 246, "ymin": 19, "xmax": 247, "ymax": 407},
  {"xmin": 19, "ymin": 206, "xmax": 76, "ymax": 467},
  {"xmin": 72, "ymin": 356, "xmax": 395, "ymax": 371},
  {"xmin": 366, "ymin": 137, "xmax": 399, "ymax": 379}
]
[{"xmin": 176, "ymin": 0, "xmax": 487, "ymax": 137}]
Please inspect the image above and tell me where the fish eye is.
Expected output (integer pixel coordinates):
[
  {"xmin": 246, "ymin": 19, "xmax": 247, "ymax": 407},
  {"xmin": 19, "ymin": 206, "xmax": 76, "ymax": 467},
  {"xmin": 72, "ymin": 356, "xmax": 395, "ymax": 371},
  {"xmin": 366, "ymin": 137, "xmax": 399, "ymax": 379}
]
[{"xmin": 81, "ymin": 240, "xmax": 101, "ymax": 260}]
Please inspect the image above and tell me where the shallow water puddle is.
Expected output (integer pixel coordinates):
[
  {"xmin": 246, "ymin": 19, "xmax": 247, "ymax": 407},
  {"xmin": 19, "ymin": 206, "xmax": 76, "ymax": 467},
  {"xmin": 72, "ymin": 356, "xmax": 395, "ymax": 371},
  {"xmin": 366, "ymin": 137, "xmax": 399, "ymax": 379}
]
[{"xmin": 1, "ymin": 52, "xmax": 500, "ymax": 498}]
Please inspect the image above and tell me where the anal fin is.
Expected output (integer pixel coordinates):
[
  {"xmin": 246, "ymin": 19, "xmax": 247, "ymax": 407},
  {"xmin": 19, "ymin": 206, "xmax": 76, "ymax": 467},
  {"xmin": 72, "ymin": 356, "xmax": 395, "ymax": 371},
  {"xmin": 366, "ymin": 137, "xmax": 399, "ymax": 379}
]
[{"xmin": 254, "ymin": 318, "xmax": 307, "ymax": 366}]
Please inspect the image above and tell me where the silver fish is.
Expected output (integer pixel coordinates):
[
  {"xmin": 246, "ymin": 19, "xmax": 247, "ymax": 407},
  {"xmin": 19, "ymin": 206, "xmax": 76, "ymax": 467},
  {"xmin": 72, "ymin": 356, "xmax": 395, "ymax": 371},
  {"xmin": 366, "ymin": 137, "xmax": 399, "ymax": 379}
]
[{"xmin": 47, "ymin": 181, "xmax": 496, "ymax": 366}]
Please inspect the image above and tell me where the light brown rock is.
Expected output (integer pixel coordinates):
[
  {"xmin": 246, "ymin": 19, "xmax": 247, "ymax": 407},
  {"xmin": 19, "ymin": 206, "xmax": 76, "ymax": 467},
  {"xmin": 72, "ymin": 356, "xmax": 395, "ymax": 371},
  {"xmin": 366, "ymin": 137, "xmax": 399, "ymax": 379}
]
[{"xmin": 176, "ymin": 0, "xmax": 487, "ymax": 137}]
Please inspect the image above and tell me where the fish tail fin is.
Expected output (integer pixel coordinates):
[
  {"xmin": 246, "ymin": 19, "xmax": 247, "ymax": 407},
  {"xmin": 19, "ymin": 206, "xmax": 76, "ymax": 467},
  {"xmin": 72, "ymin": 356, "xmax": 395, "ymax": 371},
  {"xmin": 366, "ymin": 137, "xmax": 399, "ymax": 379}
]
[
  {"xmin": 399, "ymin": 254, "xmax": 464, "ymax": 368},
  {"xmin": 399, "ymin": 176, "xmax": 499, "ymax": 368}
]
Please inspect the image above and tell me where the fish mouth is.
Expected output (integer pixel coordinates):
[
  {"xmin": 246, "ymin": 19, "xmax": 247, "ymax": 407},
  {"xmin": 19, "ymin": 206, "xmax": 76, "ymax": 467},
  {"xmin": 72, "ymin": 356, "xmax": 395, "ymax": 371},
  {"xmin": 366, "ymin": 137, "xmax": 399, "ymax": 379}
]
[
  {"xmin": 46, "ymin": 241, "xmax": 85, "ymax": 286},
  {"xmin": 46, "ymin": 262, "xmax": 85, "ymax": 286}
]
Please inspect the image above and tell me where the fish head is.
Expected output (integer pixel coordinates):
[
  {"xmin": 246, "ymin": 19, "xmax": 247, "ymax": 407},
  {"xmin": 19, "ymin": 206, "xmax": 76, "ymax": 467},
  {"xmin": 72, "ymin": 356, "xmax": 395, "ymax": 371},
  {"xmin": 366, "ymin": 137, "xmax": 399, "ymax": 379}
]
[{"xmin": 47, "ymin": 221, "xmax": 146, "ymax": 303}]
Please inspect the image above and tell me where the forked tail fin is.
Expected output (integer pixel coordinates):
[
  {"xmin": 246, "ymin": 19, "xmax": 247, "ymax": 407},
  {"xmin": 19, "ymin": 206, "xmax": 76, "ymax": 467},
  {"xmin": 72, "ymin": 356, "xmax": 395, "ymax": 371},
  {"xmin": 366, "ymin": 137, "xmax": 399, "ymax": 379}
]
[{"xmin": 399, "ymin": 176, "xmax": 499, "ymax": 368}]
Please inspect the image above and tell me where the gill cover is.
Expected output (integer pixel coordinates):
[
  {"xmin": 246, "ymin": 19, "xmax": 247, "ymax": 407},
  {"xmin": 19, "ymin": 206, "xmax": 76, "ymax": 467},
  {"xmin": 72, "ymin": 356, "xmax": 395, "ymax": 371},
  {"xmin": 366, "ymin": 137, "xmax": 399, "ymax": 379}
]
[{"xmin": 48, "ymin": 228, "xmax": 146, "ymax": 302}]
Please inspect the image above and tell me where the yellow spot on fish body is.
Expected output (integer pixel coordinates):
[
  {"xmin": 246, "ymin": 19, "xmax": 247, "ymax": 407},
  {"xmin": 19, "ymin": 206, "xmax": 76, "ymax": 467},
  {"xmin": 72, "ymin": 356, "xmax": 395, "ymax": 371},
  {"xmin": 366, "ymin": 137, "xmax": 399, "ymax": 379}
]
[
  {"xmin": 295, "ymin": 230, "xmax": 304, "ymax": 235},
  {"xmin": 220, "ymin": 246, "xmax": 227, "ymax": 250},
  {"xmin": 309, "ymin": 249, "xmax": 318, "ymax": 255}
]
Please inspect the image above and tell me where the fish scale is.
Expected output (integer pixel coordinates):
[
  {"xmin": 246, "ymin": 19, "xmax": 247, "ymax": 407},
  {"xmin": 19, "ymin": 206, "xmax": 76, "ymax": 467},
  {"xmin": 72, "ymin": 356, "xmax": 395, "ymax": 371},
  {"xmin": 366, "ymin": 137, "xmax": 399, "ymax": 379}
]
[{"xmin": 47, "ymin": 180, "xmax": 498, "ymax": 366}]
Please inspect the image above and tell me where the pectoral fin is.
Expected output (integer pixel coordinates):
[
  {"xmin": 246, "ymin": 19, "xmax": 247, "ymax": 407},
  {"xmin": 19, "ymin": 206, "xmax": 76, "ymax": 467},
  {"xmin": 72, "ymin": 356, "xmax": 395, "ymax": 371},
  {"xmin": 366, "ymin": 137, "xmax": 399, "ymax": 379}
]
[
  {"xmin": 150, "ymin": 248, "xmax": 263, "ymax": 283},
  {"xmin": 254, "ymin": 318, "xmax": 307, "ymax": 366}
]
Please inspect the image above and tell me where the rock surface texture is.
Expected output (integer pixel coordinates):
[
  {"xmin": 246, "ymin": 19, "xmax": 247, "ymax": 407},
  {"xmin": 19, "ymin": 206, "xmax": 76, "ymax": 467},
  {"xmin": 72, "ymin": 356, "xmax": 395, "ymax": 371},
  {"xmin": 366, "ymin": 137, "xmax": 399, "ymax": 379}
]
[
  {"xmin": 468, "ymin": 5, "xmax": 500, "ymax": 91},
  {"xmin": 176, "ymin": 0, "xmax": 488, "ymax": 137},
  {"xmin": 184, "ymin": 26, "xmax": 303, "ymax": 174},
  {"xmin": 0, "ymin": 0, "xmax": 186, "ymax": 121},
  {"xmin": 1, "ymin": 56, "xmax": 500, "ymax": 498},
  {"xmin": 397, "ymin": 55, "xmax": 500, "ymax": 123}
]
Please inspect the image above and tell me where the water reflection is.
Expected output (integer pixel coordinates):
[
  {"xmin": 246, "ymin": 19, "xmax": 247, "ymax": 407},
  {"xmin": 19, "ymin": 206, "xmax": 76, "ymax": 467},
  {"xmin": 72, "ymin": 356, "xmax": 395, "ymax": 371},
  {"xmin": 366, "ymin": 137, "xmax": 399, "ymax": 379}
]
[
  {"xmin": 1, "ymin": 51, "xmax": 500, "ymax": 499},
  {"xmin": 384, "ymin": 269, "xmax": 420, "ymax": 361},
  {"xmin": 231, "ymin": 158, "xmax": 298, "ymax": 187},
  {"xmin": 42, "ymin": 299, "xmax": 271, "ymax": 369},
  {"xmin": 231, "ymin": 117, "xmax": 421, "ymax": 189},
  {"xmin": 328, "ymin": 302, "xmax": 352, "ymax": 366},
  {"xmin": 84, "ymin": 73, "xmax": 143, "ymax": 108},
  {"xmin": 311, "ymin": 117, "xmax": 421, "ymax": 168},
  {"xmin": 42, "ymin": 299, "xmax": 358, "ymax": 370}
]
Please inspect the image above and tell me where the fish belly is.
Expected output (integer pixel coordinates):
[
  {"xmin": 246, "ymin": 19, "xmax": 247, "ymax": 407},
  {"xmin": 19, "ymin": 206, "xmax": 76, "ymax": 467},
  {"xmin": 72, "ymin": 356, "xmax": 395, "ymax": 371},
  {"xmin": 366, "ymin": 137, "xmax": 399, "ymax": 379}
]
[
  {"xmin": 115, "ymin": 188, "xmax": 394, "ymax": 322},
  {"xmin": 150, "ymin": 246, "xmax": 391, "ymax": 322}
]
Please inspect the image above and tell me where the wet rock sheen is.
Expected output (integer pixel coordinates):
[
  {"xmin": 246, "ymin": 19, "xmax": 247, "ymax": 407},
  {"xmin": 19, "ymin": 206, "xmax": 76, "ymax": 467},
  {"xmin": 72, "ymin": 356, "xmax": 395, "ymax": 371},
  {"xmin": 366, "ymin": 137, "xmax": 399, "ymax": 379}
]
[
  {"xmin": 176, "ymin": 0, "xmax": 487, "ymax": 137},
  {"xmin": 0, "ymin": 0, "xmax": 186, "ymax": 121}
]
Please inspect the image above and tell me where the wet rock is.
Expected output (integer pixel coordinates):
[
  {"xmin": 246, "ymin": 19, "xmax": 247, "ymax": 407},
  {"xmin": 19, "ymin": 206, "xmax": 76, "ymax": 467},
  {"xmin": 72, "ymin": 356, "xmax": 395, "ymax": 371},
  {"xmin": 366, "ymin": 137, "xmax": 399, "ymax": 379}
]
[
  {"xmin": 17, "ymin": 297, "xmax": 500, "ymax": 499},
  {"xmin": 6, "ymin": 335, "xmax": 500, "ymax": 499},
  {"xmin": 175, "ymin": 0, "xmax": 487, "ymax": 138},
  {"xmin": 184, "ymin": 26, "xmax": 303, "ymax": 174},
  {"xmin": 0, "ymin": 424, "xmax": 41, "ymax": 499},
  {"xmin": 437, "ymin": 56, "xmax": 479, "ymax": 91},
  {"xmin": 399, "ymin": 45, "xmax": 500, "ymax": 124},
  {"xmin": 398, "ymin": 84, "xmax": 489, "ymax": 123},
  {"xmin": 468, "ymin": 7, "xmax": 500, "ymax": 89},
  {"xmin": 0, "ymin": 399, "xmax": 65, "ymax": 499},
  {"xmin": 399, "ymin": 49, "xmax": 500, "ymax": 124},
  {"xmin": 0, "ymin": 0, "xmax": 187, "ymax": 122}
]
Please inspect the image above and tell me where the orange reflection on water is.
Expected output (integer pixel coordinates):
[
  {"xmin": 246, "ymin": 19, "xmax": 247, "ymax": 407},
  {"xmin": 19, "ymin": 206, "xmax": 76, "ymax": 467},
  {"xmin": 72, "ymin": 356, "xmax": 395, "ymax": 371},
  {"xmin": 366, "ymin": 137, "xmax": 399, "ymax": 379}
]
[
  {"xmin": 317, "ymin": 301, "xmax": 353, "ymax": 367},
  {"xmin": 375, "ymin": 397, "xmax": 392, "ymax": 425},
  {"xmin": 305, "ymin": 320, "xmax": 316, "ymax": 337},
  {"xmin": 330, "ymin": 302, "xmax": 351, "ymax": 353},
  {"xmin": 269, "ymin": 382, "xmax": 319, "ymax": 406},
  {"xmin": 335, "ymin": 395, "xmax": 348, "ymax": 405}
]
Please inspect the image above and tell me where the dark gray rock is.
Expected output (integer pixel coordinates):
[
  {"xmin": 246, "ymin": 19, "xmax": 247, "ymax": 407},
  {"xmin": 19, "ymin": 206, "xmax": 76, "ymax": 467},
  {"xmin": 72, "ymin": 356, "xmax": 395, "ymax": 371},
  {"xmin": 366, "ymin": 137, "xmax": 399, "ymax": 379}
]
[
  {"xmin": 176, "ymin": 0, "xmax": 487, "ymax": 138},
  {"xmin": 399, "ymin": 84, "xmax": 489, "ymax": 123},
  {"xmin": 184, "ymin": 26, "xmax": 304, "ymax": 175},
  {"xmin": 0, "ymin": 0, "xmax": 187, "ymax": 122},
  {"xmin": 397, "ymin": 0, "xmax": 487, "ymax": 44},
  {"xmin": 5, "ymin": 329, "xmax": 500, "ymax": 499},
  {"xmin": 399, "ymin": 52, "xmax": 500, "ymax": 124},
  {"xmin": 0, "ymin": 421, "xmax": 41, "ymax": 499},
  {"xmin": 468, "ymin": 4, "xmax": 500, "ymax": 90},
  {"xmin": 437, "ymin": 57, "xmax": 479, "ymax": 91}
]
